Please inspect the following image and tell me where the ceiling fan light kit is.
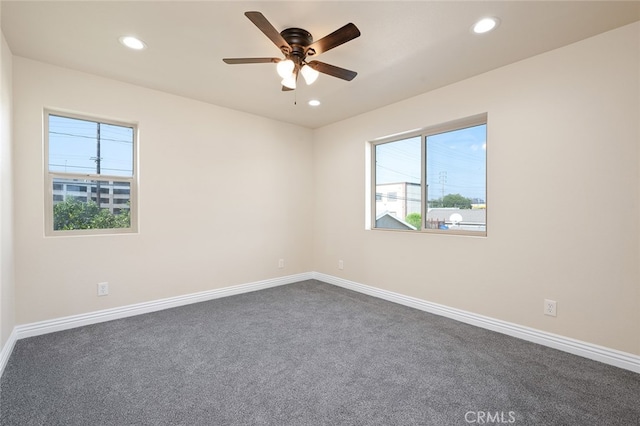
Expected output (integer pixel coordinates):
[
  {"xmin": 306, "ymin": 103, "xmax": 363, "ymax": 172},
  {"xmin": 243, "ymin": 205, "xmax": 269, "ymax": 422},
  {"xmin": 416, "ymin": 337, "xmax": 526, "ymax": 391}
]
[
  {"xmin": 223, "ymin": 11, "xmax": 360, "ymax": 91},
  {"xmin": 276, "ymin": 59, "xmax": 295, "ymax": 79},
  {"xmin": 300, "ymin": 64, "xmax": 319, "ymax": 85},
  {"xmin": 281, "ymin": 74, "xmax": 297, "ymax": 89}
]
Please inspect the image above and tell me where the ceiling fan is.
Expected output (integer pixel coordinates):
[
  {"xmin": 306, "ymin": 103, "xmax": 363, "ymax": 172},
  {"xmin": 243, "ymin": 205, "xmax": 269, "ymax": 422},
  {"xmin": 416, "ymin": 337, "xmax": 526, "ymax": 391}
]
[{"xmin": 223, "ymin": 11, "xmax": 361, "ymax": 91}]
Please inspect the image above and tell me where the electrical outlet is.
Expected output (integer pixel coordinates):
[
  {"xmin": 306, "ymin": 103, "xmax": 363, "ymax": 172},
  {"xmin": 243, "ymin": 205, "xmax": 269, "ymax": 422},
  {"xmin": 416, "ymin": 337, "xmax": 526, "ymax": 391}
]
[
  {"xmin": 278, "ymin": 259, "xmax": 285, "ymax": 269},
  {"xmin": 544, "ymin": 299, "xmax": 557, "ymax": 317},
  {"xmin": 338, "ymin": 260, "xmax": 344, "ymax": 270},
  {"xmin": 98, "ymin": 282, "xmax": 109, "ymax": 297}
]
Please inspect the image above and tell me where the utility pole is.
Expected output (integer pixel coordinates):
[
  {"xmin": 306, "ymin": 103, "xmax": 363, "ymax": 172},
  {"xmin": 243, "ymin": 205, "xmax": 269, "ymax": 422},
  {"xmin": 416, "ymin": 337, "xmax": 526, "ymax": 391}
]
[{"xmin": 95, "ymin": 123, "xmax": 101, "ymax": 208}]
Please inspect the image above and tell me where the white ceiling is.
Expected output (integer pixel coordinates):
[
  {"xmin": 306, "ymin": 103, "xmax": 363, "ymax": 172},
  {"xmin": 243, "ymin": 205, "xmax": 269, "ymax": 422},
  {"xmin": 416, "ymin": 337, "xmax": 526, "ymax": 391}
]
[{"xmin": 2, "ymin": 1, "xmax": 639, "ymax": 129}]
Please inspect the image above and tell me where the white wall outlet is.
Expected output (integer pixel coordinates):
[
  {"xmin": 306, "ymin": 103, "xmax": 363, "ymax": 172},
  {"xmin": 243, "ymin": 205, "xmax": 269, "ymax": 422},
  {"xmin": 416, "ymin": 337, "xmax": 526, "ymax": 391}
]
[
  {"xmin": 98, "ymin": 282, "xmax": 109, "ymax": 296},
  {"xmin": 278, "ymin": 259, "xmax": 285, "ymax": 269},
  {"xmin": 338, "ymin": 260, "xmax": 344, "ymax": 270},
  {"xmin": 544, "ymin": 299, "xmax": 557, "ymax": 317}
]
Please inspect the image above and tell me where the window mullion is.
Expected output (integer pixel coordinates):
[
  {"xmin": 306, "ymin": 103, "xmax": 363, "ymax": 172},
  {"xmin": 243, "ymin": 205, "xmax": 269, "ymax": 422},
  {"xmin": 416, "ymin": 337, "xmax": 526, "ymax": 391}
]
[{"xmin": 421, "ymin": 133, "xmax": 427, "ymax": 231}]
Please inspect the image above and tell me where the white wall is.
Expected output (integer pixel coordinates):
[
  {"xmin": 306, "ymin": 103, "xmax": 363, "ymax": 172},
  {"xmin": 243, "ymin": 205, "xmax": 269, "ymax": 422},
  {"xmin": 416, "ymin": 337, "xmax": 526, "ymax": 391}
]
[
  {"xmin": 12, "ymin": 58, "xmax": 314, "ymax": 324},
  {"xmin": 0, "ymin": 11, "xmax": 15, "ymax": 348},
  {"xmin": 313, "ymin": 23, "xmax": 640, "ymax": 355},
  {"xmin": 7, "ymin": 20, "xmax": 640, "ymax": 359}
]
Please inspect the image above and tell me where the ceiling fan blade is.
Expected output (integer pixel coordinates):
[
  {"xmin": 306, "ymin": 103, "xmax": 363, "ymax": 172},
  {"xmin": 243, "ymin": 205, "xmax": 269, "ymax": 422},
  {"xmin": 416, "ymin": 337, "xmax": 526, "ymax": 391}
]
[
  {"xmin": 307, "ymin": 23, "xmax": 360, "ymax": 55},
  {"xmin": 223, "ymin": 58, "xmax": 280, "ymax": 64},
  {"xmin": 307, "ymin": 61, "xmax": 357, "ymax": 81},
  {"xmin": 245, "ymin": 11, "xmax": 291, "ymax": 53},
  {"xmin": 281, "ymin": 86, "xmax": 294, "ymax": 92}
]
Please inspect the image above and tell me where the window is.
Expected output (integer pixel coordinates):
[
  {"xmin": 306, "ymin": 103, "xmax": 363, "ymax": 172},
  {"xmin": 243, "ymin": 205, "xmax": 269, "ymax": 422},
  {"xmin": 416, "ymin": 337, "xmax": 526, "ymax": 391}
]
[
  {"xmin": 91, "ymin": 197, "xmax": 111, "ymax": 204},
  {"xmin": 66, "ymin": 185, "xmax": 87, "ymax": 192},
  {"xmin": 45, "ymin": 111, "xmax": 137, "ymax": 235},
  {"xmin": 371, "ymin": 114, "xmax": 487, "ymax": 235}
]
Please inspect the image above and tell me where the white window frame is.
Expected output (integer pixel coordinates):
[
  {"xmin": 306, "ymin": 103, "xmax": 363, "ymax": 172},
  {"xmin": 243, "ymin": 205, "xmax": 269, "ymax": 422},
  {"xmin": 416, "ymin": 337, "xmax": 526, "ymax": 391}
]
[
  {"xmin": 44, "ymin": 109, "xmax": 138, "ymax": 236},
  {"xmin": 369, "ymin": 113, "xmax": 487, "ymax": 237}
]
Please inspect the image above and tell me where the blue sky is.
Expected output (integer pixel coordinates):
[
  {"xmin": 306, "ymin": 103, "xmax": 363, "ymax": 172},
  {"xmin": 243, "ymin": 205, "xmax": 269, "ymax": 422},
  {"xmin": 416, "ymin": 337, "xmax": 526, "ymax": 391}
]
[
  {"xmin": 48, "ymin": 114, "xmax": 133, "ymax": 178},
  {"xmin": 375, "ymin": 124, "xmax": 486, "ymax": 201}
]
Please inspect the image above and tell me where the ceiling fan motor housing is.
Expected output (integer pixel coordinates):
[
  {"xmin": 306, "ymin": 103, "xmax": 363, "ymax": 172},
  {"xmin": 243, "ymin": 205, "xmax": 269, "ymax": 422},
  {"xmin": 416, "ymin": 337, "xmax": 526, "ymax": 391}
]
[{"xmin": 280, "ymin": 28, "xmax": 315, "ymax": 59}]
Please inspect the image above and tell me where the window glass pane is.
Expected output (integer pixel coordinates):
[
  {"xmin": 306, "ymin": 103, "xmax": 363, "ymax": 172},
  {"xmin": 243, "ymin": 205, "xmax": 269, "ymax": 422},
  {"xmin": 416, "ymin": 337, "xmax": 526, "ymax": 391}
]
[
  {"xmin": 426, "ymin": 124, "xmax": 486, "ymax": 232},
  {"xmin": 100, "ymin": 123, "xmax": 134, "ymax": 177},
  {"xmin": 52, "ymin": 178, "xmax": 131, "ymax": 230},
  {"xmin": 375, "ymin": 136, "xmax": 422, "ymax": 230},
  {"xmin": 48, "ymin": 115, "xmax": 133, "ymax": 177}
]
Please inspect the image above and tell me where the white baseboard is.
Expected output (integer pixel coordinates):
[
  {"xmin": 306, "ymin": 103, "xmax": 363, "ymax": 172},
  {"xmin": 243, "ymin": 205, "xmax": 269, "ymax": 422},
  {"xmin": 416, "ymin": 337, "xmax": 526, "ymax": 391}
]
[
  {"xmin": 14, "ymin": 272, "xmax": 312, "ymax": 341},
  {"xmin": 2, "ymin": 271, "xmax": 638, "ymax": 378},
  {"xmin": 313, "ymin": 272, "xmax": 640, "ymax": 374},
  {"xmin": 0, "ymin": 328, "xmax": 17, "ymax": 378}
]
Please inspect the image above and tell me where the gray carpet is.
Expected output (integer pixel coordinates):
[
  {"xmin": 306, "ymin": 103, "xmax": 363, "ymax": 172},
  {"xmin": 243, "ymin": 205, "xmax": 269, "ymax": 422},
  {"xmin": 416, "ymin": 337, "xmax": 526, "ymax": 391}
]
[{"xmin": 1, "ymin": 280, "xmax": 639, "ymax": 425}]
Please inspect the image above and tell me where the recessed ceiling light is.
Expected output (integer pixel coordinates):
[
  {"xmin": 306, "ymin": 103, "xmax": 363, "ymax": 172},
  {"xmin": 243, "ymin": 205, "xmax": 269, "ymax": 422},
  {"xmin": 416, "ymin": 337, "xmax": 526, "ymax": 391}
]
[
  {"xmin": 472, "ymin": 17, "xmax": 500, "ymax": 34},
  {"xmin": 308, "ymin": 100, "xmax": 321, "ymax": 107},
  {"xmin": 119, "ymin": 36, "xmax": 146, "ymax": 50}
]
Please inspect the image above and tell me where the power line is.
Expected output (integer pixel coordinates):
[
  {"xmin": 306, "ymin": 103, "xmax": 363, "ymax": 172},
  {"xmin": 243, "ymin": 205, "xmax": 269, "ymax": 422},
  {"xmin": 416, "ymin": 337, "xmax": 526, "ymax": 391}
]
[
  {"xmin": 50, "ymin": 131, "xmax": 132, "ymax": 144},
  {"xmin": 48, "ymin": 163, "xmax": 133, "ymax": 174},
  {"xmin": 376, "ymin": 164, "xmax": 420, "ymax": 182}
]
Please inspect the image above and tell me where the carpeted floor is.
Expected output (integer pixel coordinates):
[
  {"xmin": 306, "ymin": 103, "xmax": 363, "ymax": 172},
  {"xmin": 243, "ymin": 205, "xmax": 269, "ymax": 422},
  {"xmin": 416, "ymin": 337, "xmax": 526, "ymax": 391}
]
[{"xmin": 1, "ymin": 280, "xmax": 639, "ymax": 425}]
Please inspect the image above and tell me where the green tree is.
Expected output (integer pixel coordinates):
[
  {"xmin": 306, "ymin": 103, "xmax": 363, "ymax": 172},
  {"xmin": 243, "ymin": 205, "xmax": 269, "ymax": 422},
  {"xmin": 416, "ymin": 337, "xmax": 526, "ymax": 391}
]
[
  {"xmin": 405, "ymin": 213, "xmax": 421, "ymax": 229},
  {"xmin": 442, "ymin": 193, "xmax": 472, "ymax": 209},
  {"xmin": 53, "ymin": 198, "xmax": 130, "ymax": 230},
  {"xmin": 114, "ymin": 205, "xmax": 131, "ymax": 228},
  {"xmin": 429, "ymin": 198, "xmax": 443, "ymax": 208}
]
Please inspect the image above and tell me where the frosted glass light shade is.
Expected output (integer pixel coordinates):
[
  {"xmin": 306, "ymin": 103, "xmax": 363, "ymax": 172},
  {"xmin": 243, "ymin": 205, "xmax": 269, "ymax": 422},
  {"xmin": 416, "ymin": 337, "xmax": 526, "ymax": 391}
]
[
  {"xmin": 281, "ymin": 75, "xmax": 297, "ymax": 89},
  {"xmin": 276, "ymin": 60, "xmax": 295, "ymax": 78},
  {"xmin": 300, "ymin": 65, "xmax": 319, "ymax": 85}
]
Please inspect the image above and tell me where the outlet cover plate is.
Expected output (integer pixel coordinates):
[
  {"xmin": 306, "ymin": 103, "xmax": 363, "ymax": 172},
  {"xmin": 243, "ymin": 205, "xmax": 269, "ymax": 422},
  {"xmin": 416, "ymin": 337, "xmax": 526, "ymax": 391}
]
[
  {"xmin": 544, "ymin": 299, "xmax": 557, "ymax": 316},
  {"xmin": 98, "ymin": 282, "xmax": 109, "ymax": 296}
]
